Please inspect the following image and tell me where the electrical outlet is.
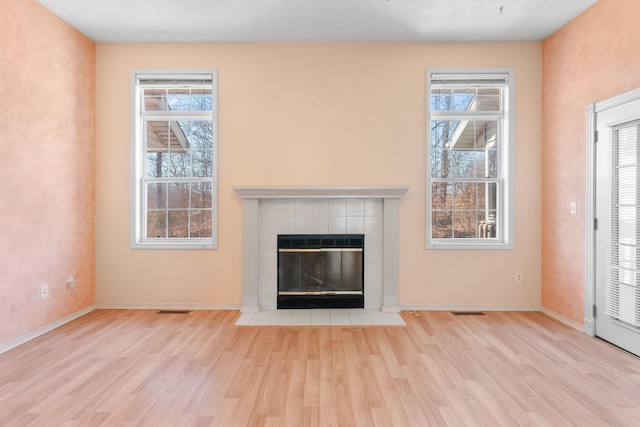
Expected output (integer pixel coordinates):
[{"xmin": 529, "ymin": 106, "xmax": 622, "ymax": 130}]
[
  {"xmin": 40, "ymin": 285, "xmax": 49, "ymax": 300},
  {"xmin": 515, "ymin": 272, "xmax": 523, "ymax": 283}
]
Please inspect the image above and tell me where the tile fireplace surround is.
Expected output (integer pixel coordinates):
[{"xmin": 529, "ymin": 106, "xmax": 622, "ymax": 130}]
[{"xmin": 233, "ymin": 186, "xmax": 409, "ymax": 314}]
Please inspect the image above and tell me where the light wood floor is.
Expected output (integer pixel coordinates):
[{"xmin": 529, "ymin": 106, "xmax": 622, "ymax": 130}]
[{"xmin": 1, "ymin": 310, "xmax": 639, "ymax": 426}]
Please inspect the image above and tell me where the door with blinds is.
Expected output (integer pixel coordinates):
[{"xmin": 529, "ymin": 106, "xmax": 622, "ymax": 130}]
[{"xmin": 595, "ymin": 91, "xmax": 640, "ymax": 357}]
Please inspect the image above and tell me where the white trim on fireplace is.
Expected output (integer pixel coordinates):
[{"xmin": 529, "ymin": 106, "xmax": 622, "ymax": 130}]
[{"xmin": 233, "ymin": 186, "xmax": 410, "ymax": 199}]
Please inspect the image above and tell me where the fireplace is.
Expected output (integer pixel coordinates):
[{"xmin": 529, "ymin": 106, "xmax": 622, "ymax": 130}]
[
  {"xmin": 232, "ymin": 186, "xmax": 409, "ymax": 312},
  {"xmin": 278, "ymin": 234, "xmax": 364, "ymax": 309}
]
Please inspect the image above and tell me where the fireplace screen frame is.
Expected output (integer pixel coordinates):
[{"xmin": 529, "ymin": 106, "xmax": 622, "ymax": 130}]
[{"xmin": 277, "ymin": 234, "xmax": 364, "ymax": 309}]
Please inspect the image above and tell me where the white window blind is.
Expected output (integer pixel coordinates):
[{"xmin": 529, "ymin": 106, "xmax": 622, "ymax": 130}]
[
  {"xmin": 430, "ymin": 73, "xmax": 509, "ymax": 87},
  {"xmin": 605, "ymin": 119, "xmax": 640, "ymax": 327}
]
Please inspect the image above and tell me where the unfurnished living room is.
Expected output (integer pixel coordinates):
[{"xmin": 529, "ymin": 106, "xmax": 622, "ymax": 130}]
[{"xmin": 1, "ymin": 0, "xmax": 640, "ymax": 425}]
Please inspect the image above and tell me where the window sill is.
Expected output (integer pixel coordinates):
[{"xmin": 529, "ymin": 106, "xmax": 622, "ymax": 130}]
[
  {"xmin": 131, "ymin": 241, "xmax": 217, "ymax": 250},
  {"xmin": 427, "ymin": 240, "xmax": 513, "ymax": 250}
]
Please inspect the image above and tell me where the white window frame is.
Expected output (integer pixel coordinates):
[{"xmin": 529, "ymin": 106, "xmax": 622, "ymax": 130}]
[
  {"xmin": 426, "ymin": 68, "xmax": 514, "ymax": 250},
  {"xmin": 130, "ymin": 69, "xmax": 218, "ymax": 249}
]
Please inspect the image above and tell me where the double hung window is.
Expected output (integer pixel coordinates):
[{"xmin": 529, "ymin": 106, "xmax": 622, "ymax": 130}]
[
  {"xmin": 427, "ymin": 69, "xmax": 513, "ymax": 249},
  {"xmin": 131, "ymin": 70, "xmax": 217, "ymax": 248}
]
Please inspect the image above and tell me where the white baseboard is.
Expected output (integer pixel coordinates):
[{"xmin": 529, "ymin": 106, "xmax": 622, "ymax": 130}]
[
  {"xmin": 540, "ymin": 307, "xmax": 583, "ymax": 331},
  {"xmin": 583, "ymin": 318, "xmax": 595, "ymax": 337},
  {"xmin": 400, "ymin": 304, "xmax": 542, "ymax": 312},
  {"xmin": 0, "ymin": 305, "xmax": 95, "ymax": 355},
  {"xmin": 94, "ymin": 302, "xmax": 241, "ymax": 311}
]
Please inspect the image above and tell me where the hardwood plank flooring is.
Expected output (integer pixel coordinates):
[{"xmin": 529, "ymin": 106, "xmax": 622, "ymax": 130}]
[{"xmin": 0, "ymin": 310, "xmax": 639, "ymax": 426}]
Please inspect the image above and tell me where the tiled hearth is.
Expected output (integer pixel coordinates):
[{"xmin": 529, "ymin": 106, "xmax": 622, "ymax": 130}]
[
  {"xmin": 236, "ymin": 309, "xmax": 406, "ymax": 326},
  {"xmin": 233, "ymin": 186, "xmax": 408, "ymax": 324}
]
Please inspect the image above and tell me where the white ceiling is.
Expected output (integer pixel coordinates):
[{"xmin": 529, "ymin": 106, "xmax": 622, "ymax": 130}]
[{"xmin": 37, "ymin": 0, "xmax": 597, "ymax": 43}]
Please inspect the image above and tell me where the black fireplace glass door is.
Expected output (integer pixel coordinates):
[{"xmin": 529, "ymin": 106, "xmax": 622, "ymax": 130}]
[{"xmin": 278, "ymin": 250, "xmax": 363, "ymax": 294}]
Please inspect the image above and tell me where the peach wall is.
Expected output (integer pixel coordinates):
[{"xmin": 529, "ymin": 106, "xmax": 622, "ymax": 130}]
[
  {"xmin": 0, "ymin": 0, "xmax": 95, "ymax": 346},
  {"xmin": 542, "ymin": 0, "xmax": 640, "ymax": 324},
  {"xmin": 96, "ymin": 42, "xmax": 541, "ymax": 309}
]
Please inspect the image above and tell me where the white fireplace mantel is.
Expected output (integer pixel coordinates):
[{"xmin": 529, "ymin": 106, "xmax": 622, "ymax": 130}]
[
  {"xmin": 233, "ymin": 185, "xmax": 410, "ymax": 199},
  {"xmin": 233, "ymin": 185, "xmax": 409, "ymax": 313}
]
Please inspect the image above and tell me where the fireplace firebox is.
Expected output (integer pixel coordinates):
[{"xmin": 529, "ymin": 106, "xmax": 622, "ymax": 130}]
[{"xmin": 277, "ymin": 234, "xmax": 364, "ymax": 309}]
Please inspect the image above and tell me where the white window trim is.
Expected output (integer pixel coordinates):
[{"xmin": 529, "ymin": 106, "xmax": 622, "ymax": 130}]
[
  {"xmin": 426, "ymin": 68, "xmax": 514, "ymax": 250},
  {"xmin": 130, "ymin": 69, "xmax": 218, "ymax": 249}
]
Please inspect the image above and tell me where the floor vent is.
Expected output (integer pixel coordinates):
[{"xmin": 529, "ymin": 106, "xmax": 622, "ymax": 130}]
[
  {"xmin": 157, "ymin": 310, "xmax": 192, "ymax": 315},
  {"xmin": 452, "ymin": 311, "xmax": 486, "ymax": 316}
]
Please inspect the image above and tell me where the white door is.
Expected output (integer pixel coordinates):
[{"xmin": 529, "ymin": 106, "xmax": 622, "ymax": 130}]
[{"xmin": 595, "ymin": 92, "xmax": 640, "ymax": 357}]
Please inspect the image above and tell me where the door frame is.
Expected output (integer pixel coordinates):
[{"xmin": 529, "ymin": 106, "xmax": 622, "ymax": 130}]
[{"xmin": 585, "ymin": 88, "xmax": 640, "ymax": 337}]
